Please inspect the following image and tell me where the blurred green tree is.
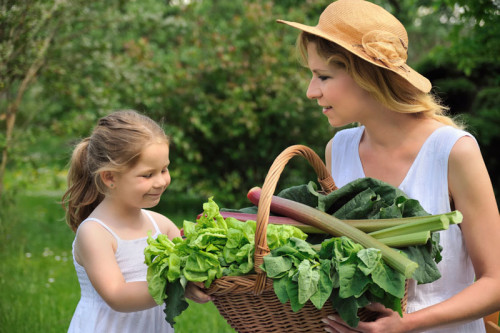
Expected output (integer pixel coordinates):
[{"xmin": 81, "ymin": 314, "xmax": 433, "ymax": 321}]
[{"xmin": 2, "ymin": 0, "xmax": 499, "ymax": 207}]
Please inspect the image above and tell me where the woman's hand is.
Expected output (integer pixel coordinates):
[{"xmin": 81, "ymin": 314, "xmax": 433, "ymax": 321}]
[
  {"xmin": 184, "ymin": 282, "xmax": 214, "ymax": 304},
  {"xmin": 322, "ymin": 303, "xmax": 407, "ymax": 333}
]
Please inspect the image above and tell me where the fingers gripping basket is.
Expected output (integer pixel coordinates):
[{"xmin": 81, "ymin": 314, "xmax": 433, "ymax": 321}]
[{"xmin": 206, "ymin": 145, "xmax": 408, "ymax": 332}]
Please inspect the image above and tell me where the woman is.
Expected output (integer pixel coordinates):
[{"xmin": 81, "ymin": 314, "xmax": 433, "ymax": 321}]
[{"xmin": 277, "ymin": 0, "xmax": 500, "ymax": 332}]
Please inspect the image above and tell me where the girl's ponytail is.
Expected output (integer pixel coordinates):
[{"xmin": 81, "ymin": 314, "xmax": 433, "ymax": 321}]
[{"xmin": 62, "ymin": 138, "xmax": 103, "ymax": 232}]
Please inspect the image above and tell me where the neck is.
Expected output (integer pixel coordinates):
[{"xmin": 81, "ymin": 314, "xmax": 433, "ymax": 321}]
[
  {"xmin": 92, "ymin": 197, "xmax": 144, "ymax": 227},
  {"xmin": 360, "ymin": 111, "xmax": 433, "ymax": 149}
]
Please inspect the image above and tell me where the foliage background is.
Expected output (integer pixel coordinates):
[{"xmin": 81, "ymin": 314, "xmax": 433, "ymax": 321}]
[
  {"xmin": 2, "ymin": 0, "xmax": 499, "ymax": 206},
  {"xmin": 1, "ymin": 0, "xmax": 499, "ymax": 332}
]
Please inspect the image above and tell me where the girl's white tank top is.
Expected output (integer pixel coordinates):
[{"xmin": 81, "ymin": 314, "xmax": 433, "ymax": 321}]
[
  {"xmin": 330, "ymin": 125, "xmax": 485, "ymax": 332},
  {"xmin": 68, "ymin": 210, "xmax": 174, "ymax": 333}
]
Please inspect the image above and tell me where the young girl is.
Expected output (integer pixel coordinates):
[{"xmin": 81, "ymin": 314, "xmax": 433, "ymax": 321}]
[
  {"xmin": 62, "ymin": 110, "xmax": 210, "ymax": 332},
  {"xmin": 277, "ymin": 0, "xmax": 500, "ymax": 332}
]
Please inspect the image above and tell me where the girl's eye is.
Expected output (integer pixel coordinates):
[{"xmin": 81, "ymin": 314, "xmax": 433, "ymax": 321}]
[
  {"xmin": 318, "ymin": 75, "xmax": 330, "ymax": 81},
  {"xmin": 142, "ymin": 174, "xmax": 152, "ymax": 178},
  {"xmin": 161, "ymin": 168, "xmax": 168, "ymax": 174}
]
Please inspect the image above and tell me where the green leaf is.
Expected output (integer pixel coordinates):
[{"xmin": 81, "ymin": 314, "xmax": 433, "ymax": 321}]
[
  {"xmin": 263, "ymin": 256, "xmax": 293, "ymax": 278},
  {"xmin": 164, "ymin": 279, "xmax": 189, "ymax": 326},
  {"xmin": 370, "ymin": 262, "xmax": 406, "ymax": 299},
  {"xmin": 286, "ymin": 277, "xmax": 305, "ymax": 312},
  {"xmin": 338, "ymin": 260, "xmax": 370, "ymax": 299},
  {"xmin": 297, "ymin": 259, "xmax": 319, "ymax": 304},
  {"xmin": 273, "ymin": 276, "xmax": 290, "ymax": 304},
  {"xmin": 310, "ymin": 260, "xmax": 334, "ymax": 309}
]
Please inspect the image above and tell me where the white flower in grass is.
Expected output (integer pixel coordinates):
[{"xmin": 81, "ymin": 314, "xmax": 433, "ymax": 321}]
[{"xmin": 43, "ymin": 248, "xmax": 53, "ymax": 257}]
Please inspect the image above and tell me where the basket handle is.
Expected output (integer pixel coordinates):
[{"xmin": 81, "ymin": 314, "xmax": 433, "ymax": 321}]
[{"xmin": 252, "ymin": 145, "xmax": 337, "ymax": 295}]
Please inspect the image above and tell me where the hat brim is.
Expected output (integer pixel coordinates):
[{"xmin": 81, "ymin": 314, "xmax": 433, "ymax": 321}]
[{"xmin": 277, "ymin": 19, "xmax": 431, "ymax": 93}]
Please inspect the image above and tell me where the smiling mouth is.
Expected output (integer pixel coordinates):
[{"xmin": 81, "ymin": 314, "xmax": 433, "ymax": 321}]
[{"xmin": 322, "ymin": 106, "xmax": 333, "ymax": 113}]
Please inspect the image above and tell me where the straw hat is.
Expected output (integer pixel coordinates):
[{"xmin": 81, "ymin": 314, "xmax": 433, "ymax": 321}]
[{"xmin": 277, "ymin": 0, "xmax": 432, "ymax": 93}]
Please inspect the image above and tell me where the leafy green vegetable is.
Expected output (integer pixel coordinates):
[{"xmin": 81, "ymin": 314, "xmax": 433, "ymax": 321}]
[
  {"xmin": 264, "ymin": 178, "xmax": 443, "ymax": 284},
  {"xmin": 144, "ymin": 197, "xmax": 308, "ymax": 326},
  {"xmin": 146, "ymin": 177, "xmax": 447, "ymax": 328},
  {"xmin": 261, "ymin": 235, "xmax": 406, "ymax": 328}
]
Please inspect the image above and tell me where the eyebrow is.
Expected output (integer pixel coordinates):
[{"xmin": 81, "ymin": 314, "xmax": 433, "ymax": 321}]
[{"xmin": 311, "ymin": 68, "xmax": 330, "ymax": 75}]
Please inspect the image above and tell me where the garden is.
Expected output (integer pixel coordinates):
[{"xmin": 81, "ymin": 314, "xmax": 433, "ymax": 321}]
[{"xmin": 1, "ymin": 1, "xmax": 499, "ymax": 332}]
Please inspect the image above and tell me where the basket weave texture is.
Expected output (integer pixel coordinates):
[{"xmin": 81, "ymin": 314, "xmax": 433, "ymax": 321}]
[{"xmin": 206, "ymin": 145, "xmax": 407, "ymax": 332}]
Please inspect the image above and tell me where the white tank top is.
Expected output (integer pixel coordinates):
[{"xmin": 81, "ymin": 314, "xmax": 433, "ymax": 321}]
[
  {"xmin": 68, "ymin": 210, "xmax": 174, "ymax": 333},
  {"xmin": 330, "ymin": 126, "xmax": 485, "ymax": 332}
]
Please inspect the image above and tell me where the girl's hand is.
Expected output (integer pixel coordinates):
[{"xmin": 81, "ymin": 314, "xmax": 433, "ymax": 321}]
[
  {"xmin": 185, "ymin": 282, "xmax": 214, "ymax": 304},
  {"xmin": 322, "ymin": 303, "xmax": 407, "ymax": 333}
]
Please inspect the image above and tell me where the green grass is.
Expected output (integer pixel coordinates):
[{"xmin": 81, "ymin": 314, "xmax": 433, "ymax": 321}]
[{"xmin": 0, "ymin": 191, "xmax": 235, "ymax": 333}]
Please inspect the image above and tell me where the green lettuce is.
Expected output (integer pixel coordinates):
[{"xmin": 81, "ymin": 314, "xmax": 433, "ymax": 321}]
[{"xmin": 144, "ymin": 197, "xmax": 307, "ymax": 326}]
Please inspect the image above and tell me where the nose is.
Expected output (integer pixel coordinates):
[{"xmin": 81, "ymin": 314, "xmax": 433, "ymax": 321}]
[
  {"xmin": 154, "ymin": 172, "xmax": 170, "ymax": 188},
  {"xmin": 306, "ymin": 78, "xmax": 321, "ymax": 100}
]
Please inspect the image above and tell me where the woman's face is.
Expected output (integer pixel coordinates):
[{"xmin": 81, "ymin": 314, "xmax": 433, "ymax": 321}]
[{"xmin": 306, "ymin": 42, "xmax": 371, "ymax": 128}]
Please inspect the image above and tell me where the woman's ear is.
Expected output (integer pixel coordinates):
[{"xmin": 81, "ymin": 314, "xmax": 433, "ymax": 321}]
[{"xmin": 100, "ymin": 171, "xmax": 116, "ymax": 189}]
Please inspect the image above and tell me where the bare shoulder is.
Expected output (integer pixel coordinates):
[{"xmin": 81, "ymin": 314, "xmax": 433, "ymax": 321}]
[
  {"xmin": 145, "ymin": 210, "xmax": 181, "ymax": 239},
  {"xmin": 448, "ymin": 135, "xmax": 485, "ymax": 188},
  {"xmin": 76, "ymin": 220, "xmax": 114, "ymax": 243},
  {"xmin": 448, "ymin": 134, "xmax": 498, "ymax": 221},
  {"xmin": 449, "ymin": 135, "xmax": 481, "ymax": 160},
  {"xmin": 74, "ymin": 220, "xmax": 116, "ymax": 265}
]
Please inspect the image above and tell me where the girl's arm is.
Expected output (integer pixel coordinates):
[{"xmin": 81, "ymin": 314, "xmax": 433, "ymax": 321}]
[
  {"xmin": 74, "ymin": 222, "xmax": 158, "ymax": 312},
  {"xmin": 147, "ymin": 210, "xmax": 181, "ymax": 240}
]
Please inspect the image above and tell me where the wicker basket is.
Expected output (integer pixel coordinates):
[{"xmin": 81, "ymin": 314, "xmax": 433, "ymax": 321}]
[{"xmin": 206, "ymin": 145, "xmax": 408, "ymax": 332}]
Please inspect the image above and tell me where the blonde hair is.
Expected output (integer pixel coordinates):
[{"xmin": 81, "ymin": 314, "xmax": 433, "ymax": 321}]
[
  {"xmin": 298, "ymin": 32, "xmax": 463, "ymax": 128},
  {"xmin": 62, "ymin": 110, "xmax": 169, "ymax": 232}
]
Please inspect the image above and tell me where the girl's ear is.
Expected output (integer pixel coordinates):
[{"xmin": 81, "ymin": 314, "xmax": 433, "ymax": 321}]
[{"xmin": 100, "ymin": 171, "xmax": 116, "ymax": 189}]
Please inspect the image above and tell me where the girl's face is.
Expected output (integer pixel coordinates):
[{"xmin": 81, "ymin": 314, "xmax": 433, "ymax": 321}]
[
  {"xmin": 112, "ymin": 142, "xmax": 171, "ymax": 209},
  {"xmin": 306, "ymin": 42, "xmax": 371, "ymax": 127}
]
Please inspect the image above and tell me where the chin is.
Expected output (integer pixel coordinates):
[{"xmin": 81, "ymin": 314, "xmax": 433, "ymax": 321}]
[
  {"xmin": 143, "ymin": 201, "xmax": 160, "ymax": 209},
  {"xmin": 328, "ymin": 118, "xmax": 352, "ymax": 128}
]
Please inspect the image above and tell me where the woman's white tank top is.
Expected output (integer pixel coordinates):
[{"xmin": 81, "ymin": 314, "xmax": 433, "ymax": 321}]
[{"xmin": 330, "ymin": 125, "xmax": 485, "ymax": 332}]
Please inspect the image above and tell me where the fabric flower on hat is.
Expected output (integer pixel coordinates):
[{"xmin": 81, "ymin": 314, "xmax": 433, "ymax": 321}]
[{"xmin": 361, "ymin": 30, "xmax": 408, "ymax": 69}]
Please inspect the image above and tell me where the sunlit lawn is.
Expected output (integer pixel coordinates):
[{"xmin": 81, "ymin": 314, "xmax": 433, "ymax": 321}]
[{"xmin": 0, "ymin": 191, "xmax": 235, "ymax": 333}]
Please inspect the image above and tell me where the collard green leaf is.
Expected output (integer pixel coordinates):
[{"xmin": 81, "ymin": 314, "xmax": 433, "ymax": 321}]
[
  {"xmin": 164, "ymin": 279, "xmax": 189, "ymax": 326},
  {"xmin": 277, "ymin": 184, "xmax": 319, "ymax": 208}
]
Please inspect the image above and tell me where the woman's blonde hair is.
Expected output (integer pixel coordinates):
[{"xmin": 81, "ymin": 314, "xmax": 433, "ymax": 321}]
[
  {"xmin": 62, "ymin": 110, "xmax": 169, "ymax": 232},
  {"xmin": 298, "ymin": 32, "xmax": 463, "ymax": 128}
]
